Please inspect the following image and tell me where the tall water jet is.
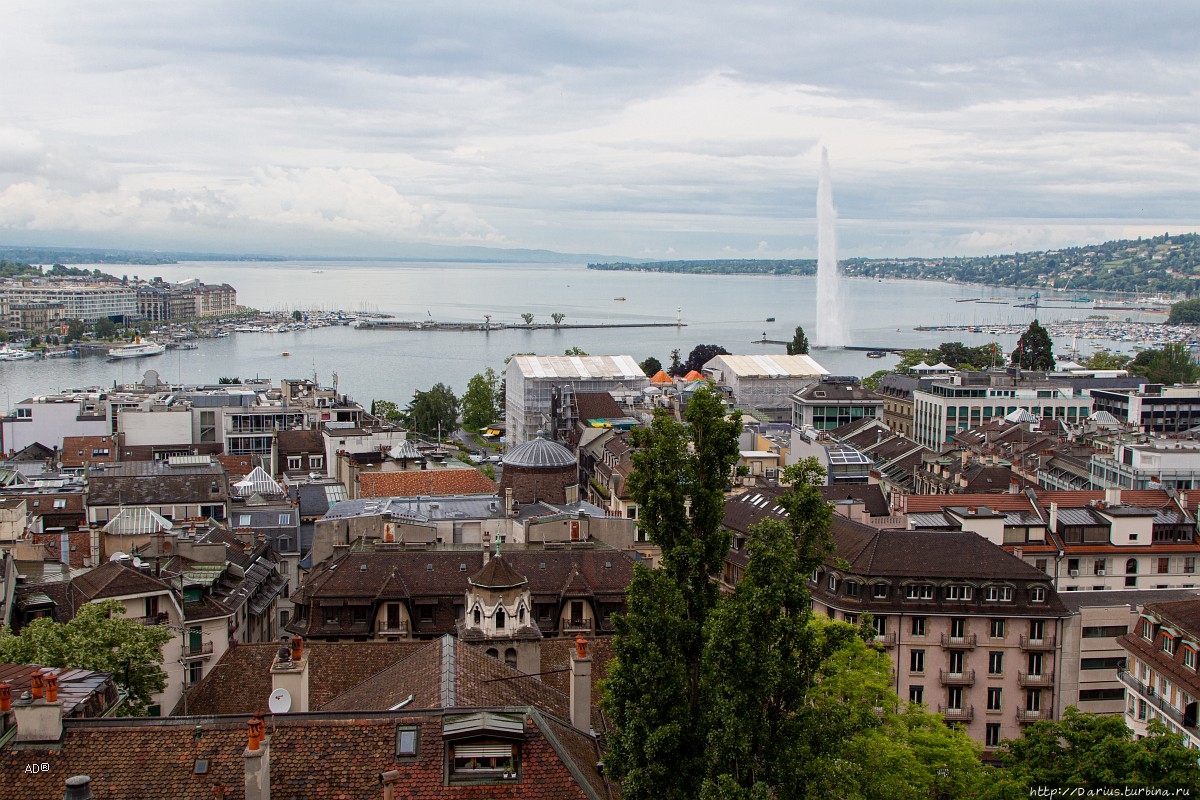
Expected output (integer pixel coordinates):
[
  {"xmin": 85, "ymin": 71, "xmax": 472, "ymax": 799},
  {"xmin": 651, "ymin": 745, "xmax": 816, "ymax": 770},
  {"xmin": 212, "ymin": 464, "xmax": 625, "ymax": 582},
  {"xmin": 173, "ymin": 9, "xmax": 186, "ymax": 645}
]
[{"xmin": 814, "ymin": 147, "xmax": 849, "ymax": 348}]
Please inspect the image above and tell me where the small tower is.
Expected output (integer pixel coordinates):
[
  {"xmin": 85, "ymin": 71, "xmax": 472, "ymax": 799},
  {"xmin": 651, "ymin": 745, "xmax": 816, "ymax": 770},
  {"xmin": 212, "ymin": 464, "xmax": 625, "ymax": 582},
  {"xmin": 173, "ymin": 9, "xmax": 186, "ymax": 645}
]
[{"xmin": 459, "ymin": 546, "xmax": 541, "ymax": 673}]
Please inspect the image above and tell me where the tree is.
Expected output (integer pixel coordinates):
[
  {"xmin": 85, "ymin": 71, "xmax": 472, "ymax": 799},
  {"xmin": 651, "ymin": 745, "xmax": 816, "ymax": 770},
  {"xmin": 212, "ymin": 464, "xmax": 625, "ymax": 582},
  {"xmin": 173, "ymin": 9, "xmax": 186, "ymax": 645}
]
[
  {"xmin": 291, "ymin": 309, "xmax": 303, "ymax": 322},
  {"xmin": 370, "ymin": 399, "xmax": 403, "ymax": 422},
  {"xmin": 217, "ymin": 376, "xmax": 240, "ymax": 384},
  {"xmin": 983, "ymin": 707, "xmax": 1200, "ymax": 796},
  {"xmin": 1168, "ymin": 298, "xmax": 1200, "ymax": 324},
  {"xmin": 462, "ymin": 369, "xmax": 500, "ymax": 431},
  {"xmin": 551, "ymin": 313, "xmax": 565, "ymax": 325},
  {"xmin": 639, "ymin": 356, "xmax": 663, "ymax": 377},
  {"xmin": 1083, "ymin": 351, "xmax": 1131, "ymax": 370},
  {"xmin": 521, "ymin": 313, "xmax": 534, "ymax": 325},
  {"xmin": 786, "ymin": 325, "xmax": 809, "ymax": 355},
  {"xmin": 64, "ymin": 319, "xmax": 86, "ymax": 343},
  {"xmin": 0, "ymin": 600, "xmax": 173, "ymax": 714},
  {"xmin": 680, "ymin": 343, "xmax": 729, "ymax": 375},
  {"xmin": 564, "ymin": 346, "xmax": 588, "ymax": 356},
  {"xmin": 604, "ymin": 388, "xmax": 742, "ymax": 800},
  {"xmin": 405, "ymin": 383, "xmax": 459, "ymax": 437},
  {"xmin": 1010, "ymin": 319, "xmax": 1055, "ymax": 370},
  {"xmin": 1129, "ymin": 342, "xmax": 1199, "ymax": 385},
  {"xmin": 669, "ymin": 348, "xmax": 682, "ymax": 374},
  {"xmin": 93, "ymin": 318, "xmax": 119, "ymax": 340},
  {"xmin": 861, "ymin": 369, "xmax": 891, "ymax": 390}
]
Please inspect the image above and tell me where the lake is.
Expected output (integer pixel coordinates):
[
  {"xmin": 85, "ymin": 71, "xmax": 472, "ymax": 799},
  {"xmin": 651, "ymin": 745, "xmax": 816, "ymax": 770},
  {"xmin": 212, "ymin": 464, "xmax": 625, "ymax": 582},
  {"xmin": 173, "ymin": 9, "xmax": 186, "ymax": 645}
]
[{"xmin": 0, "ymin": 260, "xmax": 1164, "ymax": 412}]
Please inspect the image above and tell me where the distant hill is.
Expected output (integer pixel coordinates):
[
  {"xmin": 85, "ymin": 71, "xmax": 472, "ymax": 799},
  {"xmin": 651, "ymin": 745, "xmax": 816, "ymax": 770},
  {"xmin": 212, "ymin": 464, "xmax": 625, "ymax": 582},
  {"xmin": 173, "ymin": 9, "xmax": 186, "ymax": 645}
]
[{"xmin": 590, "ymin": 232, "xmax": 1200, "ymax": 295}]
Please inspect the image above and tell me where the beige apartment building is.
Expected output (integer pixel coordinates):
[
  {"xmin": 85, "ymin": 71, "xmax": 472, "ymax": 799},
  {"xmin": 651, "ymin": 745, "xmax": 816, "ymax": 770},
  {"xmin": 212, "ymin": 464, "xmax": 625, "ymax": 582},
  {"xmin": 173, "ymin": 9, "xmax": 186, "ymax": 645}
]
[{"xmin": 1117, "ymin": 598, "xmax": 1200, "ymax": 748}]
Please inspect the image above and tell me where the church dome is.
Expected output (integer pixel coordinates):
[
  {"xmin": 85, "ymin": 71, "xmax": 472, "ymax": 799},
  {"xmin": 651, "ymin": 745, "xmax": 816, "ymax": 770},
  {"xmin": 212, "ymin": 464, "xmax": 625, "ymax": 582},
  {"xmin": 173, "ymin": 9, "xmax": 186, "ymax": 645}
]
[{"xmin": 503, "ymin": 433, "xmax": 575, "ymax": 469}]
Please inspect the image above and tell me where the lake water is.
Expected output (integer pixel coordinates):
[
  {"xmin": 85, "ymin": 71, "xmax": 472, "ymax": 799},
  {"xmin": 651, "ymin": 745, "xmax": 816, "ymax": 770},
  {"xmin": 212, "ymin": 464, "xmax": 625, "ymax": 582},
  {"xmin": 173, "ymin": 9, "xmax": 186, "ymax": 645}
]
[{"xmin": 0, "ymin": 260, "xmax": 1163, "ymax": 412}]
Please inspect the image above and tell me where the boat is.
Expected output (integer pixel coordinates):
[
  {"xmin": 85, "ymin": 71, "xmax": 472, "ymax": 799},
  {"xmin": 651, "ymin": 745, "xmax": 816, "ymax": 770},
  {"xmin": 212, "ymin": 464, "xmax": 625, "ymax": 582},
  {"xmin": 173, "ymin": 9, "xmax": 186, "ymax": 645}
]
[
  {"xmin": 0, "ymin": 345, "xmax": 36, "ymax": 361},
  {"xmin": 43, "ymin": 348, "xmax": 79, "ymax": 358},
  {"xmin": 107, "ymin": 336, "xmax": 166, "ymax": 360},
  {"xmin": 866, "ymin": 350, "xmax": 886, "ymax": 358},
  {"xmin": 175, "ymin": 342, "xmax": 199, "ymax": 350},
  {"xmin": 614, "ymin": 297, "xmax": 626, "ymax": 301},
  {"xmin": 281, "ymin": 351, "xmax": 290, "ymax": 357},
  {"xmin": 765, "ymin": 317, "xmax": 775, "ymax": 322}
]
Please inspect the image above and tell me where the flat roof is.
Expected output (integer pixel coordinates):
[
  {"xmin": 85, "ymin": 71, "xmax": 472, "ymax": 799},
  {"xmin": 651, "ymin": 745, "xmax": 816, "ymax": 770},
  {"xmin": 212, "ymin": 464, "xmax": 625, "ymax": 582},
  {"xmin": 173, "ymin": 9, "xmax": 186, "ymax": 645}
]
[
  {"xmin": 706, "ymin": 353, "xmax": 829, "ymax": 378},
  {"xmin": 511, "ymin": 354, "xmax": 646, "ymax": 381}
]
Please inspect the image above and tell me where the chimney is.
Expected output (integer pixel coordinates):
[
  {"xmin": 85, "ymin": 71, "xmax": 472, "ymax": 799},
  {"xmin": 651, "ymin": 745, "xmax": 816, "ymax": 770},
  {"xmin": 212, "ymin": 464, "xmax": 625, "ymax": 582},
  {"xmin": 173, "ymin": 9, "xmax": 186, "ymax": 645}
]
[
  {"xmin": 1105, "ymin": 487, "xmax": 1122, "ymax": 506},
  {"xmin": 14, "ymin": 670, "xmax": 64, "ymax": 744},
  {"xmin": 565, "ymin": 484, "xmax": 579, "ymax": 505},
  {"xmin": 482, "ymin": 534, "xmax": 491, "ymax": 565},
  {"xmin": 270, "ymin": 636, "xmax": 309, "ymax": 713},
  {"xmin": 1049, "ymin": 501, "xmax": 1059, "ymax": 532},
  {"xmin": 505, "ymin": 487, "xmax": 514, "ymax": 516},
  {"xmin": 63, "ymin": 776, "xmax": 93, "ymax": 800},
  {"xmin": 1008, "ymin": 478, "xmax": 1020, "ymax": 494},
  {"xmin": 569, "ymin": 634, "xmax": 592, "ymax": 733},
  {"xmin": 244, "ymin": 715, "xmax": 270, "ymax": 800}
]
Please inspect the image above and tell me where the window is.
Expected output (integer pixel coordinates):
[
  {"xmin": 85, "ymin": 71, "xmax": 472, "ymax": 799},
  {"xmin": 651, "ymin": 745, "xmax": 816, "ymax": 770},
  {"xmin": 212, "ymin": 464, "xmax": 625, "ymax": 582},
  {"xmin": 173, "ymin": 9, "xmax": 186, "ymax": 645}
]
[
  {"xmin": 948, "ymin": 651, "xmax": 965, "ymax": 674},
  {"xmin": 1142, "ymin": 619, "xmax": 1154, "ymax": 641},
  {"xmin": 1035, "ymin": 558, "xmax": 1048, "ymax": 573},
  {"xmin": 909, "ymin": 685, "xmax": 924, "ymax": 704},
  {"xmin": 1079, "ymin": 688, "xmax": 1126, "ymax": 702},
  {"xmin": 987, "ymin": 688, "xmax": 1003, "ymax": 711},
  {"xmin": 1068, "ymin": 558, "xmax": 1080, "ymax": 574},
  {"xmin": 906, "ymin": 584, "xmax": 934, "ymax": 600},
  {"xmin": 1126, "ymin": 558, "xmax": 1138, "ymax": 588},
  {"xmin": 844, "ymin": 581, "xmax": 860, "ymax": 598},
  {"xmin": 420, "ymin": 606, "xmax": 434, "ymax": 623},
  {"xmin": 352, "ymin": 606, "xmax": 368, "ymax": 623},
  {"xmin": 985, "ymin": 586, "xmax": 1013, "ymax": 602},
  {"xmin": 310, "ymin": 455, "xmax": 324, "ymax": 470},
  {"xmin": 504, "ymin": 648, "xmax": 518, "ymax": 668},
  {"xmin": 1028, "ymin": 620, "xmax": 1045, "ymax": 641},
  {"xmin": 844, "ymin": 613, "xmax": 858, "ymax": 625},
  {"xmin": 238, "ymin": 514, "xmax": 252, "ymax": 527},
  {"xmin": 1028, "ymin": 653, "xmax": 1043, "ymax": 676},
  {"xmin": 872, "ymin": 616, "xmax": 886, "ymax": 636},
  {"xmin": 1026, "ymin": 689, "xmax": 1041, "ymax": 712},
  {"xmin": 449, "ymin": 741, "xmax": 518, "ymax": 780},
  {"xmin": 1184, "ymin": 649, "xmax": 1195, "ymax": 669},
  {"xmin": 1083, "ymin": 625, "xmax": 1128, "ymax": 638},
  {"xmin": 1163, "ymin": 636, "xmax": 1176, "ymax": 655},
  {"xmin": 950, "ymin": 618, "xmax": 966, "ymax": 638},
  {"xmin": 946, "ymin": 687, "xmax": 963, "ymax": 710},
  {"xmin": 324, "ymin": 607, "xmax": 340, "ymax": 625},
  {"xmin": 52, "ymin": 499, "xmax": 66, "ymax": 509},
  {"xmin": 1094, "ymin": 559, "xmax": 1106, "ymax": 575},
  {"xmin": 278, "ymin": 513, "xmax": 291, "ymax": 525},
  {"xmin": 988, "ymin": 651, "xmax": 1004, "ymax": 675},
  {"xmin": 1158, "ymin": 557, "xmax": 1171, "ymax": 575},
  {"xmin": 395, "ymin": 727, "xmax": 419, "ymax": 758},
  {"xmin": 287, "ymin": 456, "xmax": 302, "ymax": 471},
  {"xmin": 986, "ymin": 723, "xmax": 1002, "ymax": 747},
  {"xmin": 910, "ymin": 649, "xmax": 925, "ymax": 673},
  {"xmin": 1081, "ymin": 657, "xmax": 1126, "ymax": 670},
  {"xmin": 989, "ymin": 619, "xmax": 1005, "ymax": 639},
  {"xmin": 1029, "ymin": 586, "xmax": 1046, "ymax": 603},
  {"xmin": 1186, "ymin": 557, "xmax": 1197, "ymax": 575},
  {"xmin": 495, "ymin": 609, "xmax": 505, "ymax": 629},
  {"xmin": 911, "ymin": 617, "xmax": 927, "ymax": 637},
  {"xmin": 473, "ymin": 608, "xmax": 481, "ymax": 625},
  {"xmin": 872, "ymin": 583, "xmax": 888, "ymax": 599},
  {"xmin": 945, "ymin": 584, "xmax": 973, "ymax": 601}
]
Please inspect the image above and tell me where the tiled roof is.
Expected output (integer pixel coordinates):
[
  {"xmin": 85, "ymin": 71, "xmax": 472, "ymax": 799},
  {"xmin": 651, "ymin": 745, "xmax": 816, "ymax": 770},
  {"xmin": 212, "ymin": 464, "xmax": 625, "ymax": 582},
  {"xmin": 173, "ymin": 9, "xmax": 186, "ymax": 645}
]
[
  {"xmin": 1145, "ymin": 597, "xmax": 1200, "ymax": 638},
  {"xmin": 358, "ymin": 469, "xmax": 497, "ymax": 498},
  {"xmin": 0, "ymin": 664, "xmax": 121, "ymax": 718},
  {"xmin": 275, "ymin": 428, "xmax": 325, "ymax": 455},
  {"xmin": 469, "ymin": 555, "xmax": 529, "ymax": 589},
  {"xmin": 0, "ymin": 711, "xmax": 610, "ymax": 800},
  {"xmin": 214, "ymin": 453, "xmax": 255, "ymax": 479},
  {"xmin": 177, "ymin": 641, "xmax": 431, "ymax": 715},
  {"xmin": 85, "ymin": 460, "xmax": 229, "ymax": 506},
  {"xmin": 70, "ymin": 560, "xmax": 171, "ymax": 602},
  {"xmin": 59, "ymin": 436, "xmax": 120, "ymax": 469},
  {"xmin": 573, "ymin": 391, "xmax": 626, "ymax": 422},
  {"xmin": 818, "ymin": 485, "xmax": 891, "ymax": 517}
]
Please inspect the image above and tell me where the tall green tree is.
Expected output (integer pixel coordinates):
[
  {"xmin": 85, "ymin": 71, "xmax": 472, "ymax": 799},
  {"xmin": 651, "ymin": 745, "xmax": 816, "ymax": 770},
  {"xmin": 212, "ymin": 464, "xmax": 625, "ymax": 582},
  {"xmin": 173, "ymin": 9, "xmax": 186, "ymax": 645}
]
[
  {"xmin": 404, "ymin": 383, "xmax": 459, "ymax": 437},
  {"xmin": 0, "ymin": 600, "xmax": 173, "ymax": 714},
  {"xmin": 680, "ymin": 343, "xmax": 729, "ymax": 375},
  {"xmin": 1083, "ymin": 350, "xmax": 1131, "ymax": 370},
  {"xmin": 786, "ymin": 325, "xmax": 809, "ymax": 355},
  {"xmin": 461, "ymin": 368, "xmax": 500, "ymax": 431},
  {"xmin": 1011, "ymin": 319, "xmax": 1055, "ymax": 370},
  {"xmin": 370, "ymin": 399, "xmax": 403, "ymax": 422},
  {"xmin": 981, "ymin": 708, "xmax": 1200, "ymax": 797},
  {"xmin": 604, "ymin": 388, "xmax": 741, "ymax": 800},
  {"xmin": 639, "ymin": 356, "xmax": 663, "ymax": 377},
  {"xmin": 1129, "ymin": 342, "xmax": 1199, "ymax": 385}
]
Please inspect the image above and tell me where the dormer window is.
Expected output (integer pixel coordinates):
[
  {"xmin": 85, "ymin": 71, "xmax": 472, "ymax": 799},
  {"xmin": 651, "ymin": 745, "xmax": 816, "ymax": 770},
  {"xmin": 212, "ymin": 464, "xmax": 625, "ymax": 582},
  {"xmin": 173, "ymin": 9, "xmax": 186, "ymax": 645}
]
[
  {"xmin": 906, "ymin": 584, "xmax": 935, "ymax": 600},
  {"xmin": 844, "ymin": 581, "xmax": 860, "ymax": 598},
  {"xmin": 984, "ymin": 586, "xmax": 1013, "ymax": 602},
  {"xmin": 1184, "ymin": 648, "xmax": 1196, "ymax": 670},
  {"xmin": 945, "ymin": 584, "xmax": 973, "ymax": 601},
  {"xmin": 1163, "ymin": 635, "xmax": 1176, "ymax": 655},
  {"xmin": 1029, "ymin": 586, "xmax": 1046, "ymax": 603},
  {"xmin": 872, "ymin": 584, "xmax": 888, "ymax": 599},
  {"xmin": 1142, "ymin": 619, "xmax": 1154, "ymax": 641}
]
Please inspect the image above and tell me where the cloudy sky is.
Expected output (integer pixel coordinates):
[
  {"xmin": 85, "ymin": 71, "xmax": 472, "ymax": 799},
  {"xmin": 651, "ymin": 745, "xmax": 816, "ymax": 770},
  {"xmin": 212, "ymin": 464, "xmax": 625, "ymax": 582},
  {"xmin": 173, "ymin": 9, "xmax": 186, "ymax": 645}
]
[{"xmin": 2, "ymin": 2, "xmax": 1198, "ymax": 260}]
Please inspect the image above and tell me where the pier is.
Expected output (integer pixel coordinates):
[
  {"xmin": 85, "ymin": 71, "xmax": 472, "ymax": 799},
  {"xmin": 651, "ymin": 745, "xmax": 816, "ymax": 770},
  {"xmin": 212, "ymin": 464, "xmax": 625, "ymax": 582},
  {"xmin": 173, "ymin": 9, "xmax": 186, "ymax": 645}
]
[{"xmin": 356, "ymin": 321, "xmax": 685, "ymax": 332}]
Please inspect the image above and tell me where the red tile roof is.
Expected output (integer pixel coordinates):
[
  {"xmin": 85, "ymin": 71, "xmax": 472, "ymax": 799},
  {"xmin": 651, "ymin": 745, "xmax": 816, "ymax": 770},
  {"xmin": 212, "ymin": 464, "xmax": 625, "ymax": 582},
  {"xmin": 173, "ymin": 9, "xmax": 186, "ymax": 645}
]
[
  {"xmin": 59, "ymin": 436, "xmax": 120, "ymax": 469},
  {"xmin": 359, "ymin": 469, "xmax": 498, "ymax": 498}
]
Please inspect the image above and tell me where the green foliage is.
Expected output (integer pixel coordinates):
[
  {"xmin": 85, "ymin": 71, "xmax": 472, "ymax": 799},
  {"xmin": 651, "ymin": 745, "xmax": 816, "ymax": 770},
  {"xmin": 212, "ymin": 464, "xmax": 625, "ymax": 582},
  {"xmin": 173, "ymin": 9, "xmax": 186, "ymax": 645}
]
[
  {"xmin": 462, "ymin": 368, "xmax": 500, "ymax": 431},
  {"xmin": 1011, "ymin": 320, "xmax": 1055, "ymax": 370},
  {"xmin": 786, "ymin": 325, "xmax": 809, "ymax": 355},
  {"xmin": 983, "ymin": 708, "xmax": 1200, "ymax": 796},
  {"xmin": 640, "ymin": 356, "xmax": 663, "ymax": 377},
  {"xmin": 1168, "ymin": 298, "xmax": 1200, "ymax": 323},
  {"xmin": 1129, "ymin": 342, "xmax": 1199, "ymax": 385},
  {"xmin": 520, "ymin": 313, "xmax": 534, "ymax": 325},
  {"xmin": 861, "ymin": 369, "xmax": 891, "ymax": 391},
  {"xmin": 370, "ymin": 399, "xmax": 404, "ymax": 422},
  {"xmin": 678, "ymin": 343, "xmax": 729, "ymax": 375},
  {"xmin": 0, "ymin": 600, "xmax": 174, "ymax": 714},
  {"xmin": 669, "ymin": 349, "xmax": 682, "ymax": 373},
  {"xmin": 217, "ymin": 376, "xmax": 240, "ymax": 384},
  {"xmin": 897, "ymin": 341, "xmax": 1000, "ymax": 372},
  {"xmin": 93, "ymin": 318, "xmax": 119, "ymax": 339},
  {"xmin": 551, "ymin": 312, "xmax": 565, "ymax": 325},
  {"xmin": 405, "ymin": 382, "xmax": 459, "ymax": 436},
  {"xmin": 564, "ymin": 346, "xmax": 588, "ymax": 356},
  {"xmin": 480, "ymin": 463, "xmax": 496, "ymax": 481},
  {"xmin": 291, "ymin": 309, "xmax": 303, "ymax": 321},
  {"xmin": 0, "ymin": 258, "xmax": 43, "ymax": 278},
  {"xmin": 64, "ymin": 319, "xmax": 86, "ymax": 343},
  {"xmin": 1083, "ymin": 350, "xmax": 1131, "ymax": 370}
]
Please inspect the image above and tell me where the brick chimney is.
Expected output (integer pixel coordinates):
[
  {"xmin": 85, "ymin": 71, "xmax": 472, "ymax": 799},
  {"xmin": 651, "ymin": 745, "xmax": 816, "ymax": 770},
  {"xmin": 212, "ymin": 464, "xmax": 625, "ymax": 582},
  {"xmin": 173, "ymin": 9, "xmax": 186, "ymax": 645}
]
[
  {"xmin": 244, "ymin": 714, "xmax": 270, "ymax": 800},
  {"xmin": 270, "ymin": 637, "xmax": 309, "ymax": 713},
  {"xmin": 13, "ymin": 669, "xmax": 64, "ymax": 744},
  {"xmin": 569, "ymin": 634, "xmax": 592, "ymax": 733}
]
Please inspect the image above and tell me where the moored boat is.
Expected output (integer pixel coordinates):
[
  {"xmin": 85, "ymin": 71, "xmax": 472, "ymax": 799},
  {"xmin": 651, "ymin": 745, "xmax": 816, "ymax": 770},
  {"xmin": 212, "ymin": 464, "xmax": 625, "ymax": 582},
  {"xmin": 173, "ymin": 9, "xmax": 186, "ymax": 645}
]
[{"xmin": 107, "ymin": 336, "xmax": 166, "ymax": 360}]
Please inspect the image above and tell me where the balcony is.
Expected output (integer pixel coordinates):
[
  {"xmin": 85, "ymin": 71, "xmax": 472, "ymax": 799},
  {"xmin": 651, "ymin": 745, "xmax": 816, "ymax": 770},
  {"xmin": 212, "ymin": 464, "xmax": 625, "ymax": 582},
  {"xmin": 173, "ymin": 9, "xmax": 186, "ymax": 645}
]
[
  {"xmin": 1016, "ymin": 708, "xmax": 1052, "ymax": 724},
  {"xmin": 939, "ymin": 633, "xmax": 977, "ymax": 649},
  {"xmin": 563, "ymin": 619, "xmax": 594, "ymax": 634},
  {"xmin": 939, "ymin": 669, "xmax": 976, "ymax": 687},
  {"xmin": 938, "ymin": 704, "xmax": 974, "ymax": 723},
  {"xmin": 135, "ymin": 613, "xmax": 169, "ymax": 626},
  {"xmin": 873, "ymin": 632, "xmax": 898, "ymax": 649},
  {"xmin": 1118, "ymin": 670, "xmax": 1191, "ymax": 729},
  {"xmin": 377, "ymin": 620, "xmax": 409, "ymax": 636},
  {"xmin": 1019, "ymin": 635, "xmax": 1056, "ymax": 651},
  {"xmin": 1018, "ymin": 671, "xmax": 1054, "ymax": 688},
  {"xmin": 184, "ymin": 641, "xmax": 214, "ymax": 659}
]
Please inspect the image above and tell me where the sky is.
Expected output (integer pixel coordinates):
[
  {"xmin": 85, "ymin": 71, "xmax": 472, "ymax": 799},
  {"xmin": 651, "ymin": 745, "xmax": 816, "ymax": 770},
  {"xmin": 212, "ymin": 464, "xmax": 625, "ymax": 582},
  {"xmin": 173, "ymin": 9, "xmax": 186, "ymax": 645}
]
[{"xmin": 1, "ymin": 2, "xmax": 1198, "ymax": 261}]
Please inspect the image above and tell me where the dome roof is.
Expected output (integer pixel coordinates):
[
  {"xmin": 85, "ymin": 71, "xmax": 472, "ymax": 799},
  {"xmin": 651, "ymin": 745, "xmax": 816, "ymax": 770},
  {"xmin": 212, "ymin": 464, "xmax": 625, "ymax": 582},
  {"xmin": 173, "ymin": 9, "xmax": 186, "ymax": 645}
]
[
  {"xmin": 503, "ymin": 434, "xmax": 576, "ymax": 469},
  {"xmin": 469, "ymin": 555, "xmax": 528, "ymax": 589}
]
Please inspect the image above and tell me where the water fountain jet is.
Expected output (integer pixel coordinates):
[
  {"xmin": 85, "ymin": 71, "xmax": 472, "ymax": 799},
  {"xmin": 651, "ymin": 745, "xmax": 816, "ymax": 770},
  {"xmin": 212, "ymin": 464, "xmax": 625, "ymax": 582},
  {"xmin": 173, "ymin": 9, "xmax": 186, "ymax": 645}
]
[{"xmin": 814, "ymin": 147, "xmax": 849, "ymax": 348}]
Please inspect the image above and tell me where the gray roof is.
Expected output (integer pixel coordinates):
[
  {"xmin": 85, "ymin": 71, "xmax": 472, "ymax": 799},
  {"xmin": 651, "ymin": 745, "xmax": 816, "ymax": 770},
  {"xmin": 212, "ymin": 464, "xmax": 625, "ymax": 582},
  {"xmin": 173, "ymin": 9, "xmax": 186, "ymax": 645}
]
[
  {"xmin": 1057, "ymin": 588, "xmax": 1200, "ymax": 613},
  {"xmin": 502, "ymin": 436, "xmax": 576, "ymax": 469}
]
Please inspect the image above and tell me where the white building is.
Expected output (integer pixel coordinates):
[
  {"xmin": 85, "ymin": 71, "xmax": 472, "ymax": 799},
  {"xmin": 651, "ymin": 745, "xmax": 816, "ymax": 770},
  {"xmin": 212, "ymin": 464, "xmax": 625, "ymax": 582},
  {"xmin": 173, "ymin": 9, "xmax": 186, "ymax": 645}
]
[
  {"xmin": 505, "ymin": 355, "xmax": 648, "ymax": 446},
  {"xmin": 702, "ymin": 353, "xmax": 828, "ymax": 422},
  {"xmin": 0, "ymin": 284, "xmax": 137, "ymax": 322},
  {"xmin": 1092, "ymin": 440, "xmax": 1200, "ymax": 491}
]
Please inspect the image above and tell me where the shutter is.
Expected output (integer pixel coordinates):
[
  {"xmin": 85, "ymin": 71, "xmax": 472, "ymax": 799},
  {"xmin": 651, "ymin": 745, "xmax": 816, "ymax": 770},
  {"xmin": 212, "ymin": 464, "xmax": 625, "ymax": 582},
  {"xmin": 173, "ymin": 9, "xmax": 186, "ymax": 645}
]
[{"xmin": 454, "ymin": 743, "xmax": 513, "ymax": 759}]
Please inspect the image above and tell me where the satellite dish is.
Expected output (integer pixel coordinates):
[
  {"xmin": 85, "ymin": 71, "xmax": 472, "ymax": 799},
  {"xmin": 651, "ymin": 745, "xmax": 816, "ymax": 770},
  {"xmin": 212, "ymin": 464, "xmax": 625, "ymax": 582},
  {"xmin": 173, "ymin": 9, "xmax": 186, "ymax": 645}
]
[{"xmin": 268, "ymin": 687, "xmax": 292, "ymax": 714}]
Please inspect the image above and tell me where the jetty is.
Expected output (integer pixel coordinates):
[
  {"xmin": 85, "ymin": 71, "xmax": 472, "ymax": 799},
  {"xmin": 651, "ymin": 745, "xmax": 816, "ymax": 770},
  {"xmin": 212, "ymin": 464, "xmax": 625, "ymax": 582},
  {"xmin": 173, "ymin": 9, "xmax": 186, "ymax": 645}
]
[{"xmin": 355, "ymin": 321, "xmax": 684, "ymax": 332}]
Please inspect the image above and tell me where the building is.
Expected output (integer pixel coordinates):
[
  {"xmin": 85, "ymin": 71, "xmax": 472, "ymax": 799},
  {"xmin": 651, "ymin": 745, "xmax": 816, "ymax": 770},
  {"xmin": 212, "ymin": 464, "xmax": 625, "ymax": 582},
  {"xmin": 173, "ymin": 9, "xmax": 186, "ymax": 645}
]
[
  {"xmin": 912, "ymin": 372, "xmax": 1094, "ymax": 452},
  {"xmin": 0, "ymin": 283, "xmax": 136, "ymax": 322},
  {"xmin": 702, "ymin": 353, "xmax": 829, "ymax": 422},
  {"xmin": 1092, "ymin": 385, "xmax": 1200, "ymax": 435},
  {"xmin": 84, "ymin": 456, "xmax": 232, "ymax": 525},
  {"xmin": 791, "ymin": 379, "xmax": 885, "ymax": 431},
  {"xmin": 505, "ymin": 355, "xmax": 649, "ymax": 446},
  {"xmin": 4, "ymin": 302, "xmax": 66, "ymax": 333},
  {"xmin": 879, "ymin": 373, "xmax": 923, "ymax": 438},
  {"xmin": 1117, "ymin": 598, "xmax": 1200, "ymax": 747},
  {"xmin": 1092, "ymin": 439, "xmax": 1200, "ymax": 491}
]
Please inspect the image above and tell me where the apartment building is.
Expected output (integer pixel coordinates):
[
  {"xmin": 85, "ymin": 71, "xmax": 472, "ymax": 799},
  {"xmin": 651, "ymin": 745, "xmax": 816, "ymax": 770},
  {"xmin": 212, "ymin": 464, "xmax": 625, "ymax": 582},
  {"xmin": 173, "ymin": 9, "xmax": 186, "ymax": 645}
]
[
  {"xmin": 506, "ymin": 355, "xmax": 649, "ymax": 446},
  {"xmin": 1117, "ymin": 598, "xmax": 1200, "ymax": 747},
  {"xmin": 0, "ymin": 283, "xmax": 136, "ymax": 322},
  {"xmin": 1092, "ymin": 385, "xmax": 1200, "ymax": 435}
]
